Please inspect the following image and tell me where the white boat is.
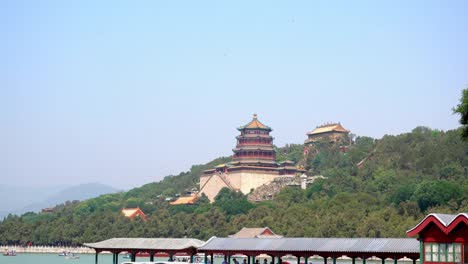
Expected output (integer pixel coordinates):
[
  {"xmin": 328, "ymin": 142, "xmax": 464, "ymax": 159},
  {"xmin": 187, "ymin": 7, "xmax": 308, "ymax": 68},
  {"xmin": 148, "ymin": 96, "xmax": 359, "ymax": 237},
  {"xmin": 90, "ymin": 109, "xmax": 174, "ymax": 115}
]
[
  {"xmin": 3, "ymin": 249, "xmax": 16, "ymax": 256},
  {"xmin": 232, "ymin": 254, "xmax": 247, "ymax": 258},
  {"xmin": 65, "ymin": 253, "xmax": 80, "ymax": 259}
]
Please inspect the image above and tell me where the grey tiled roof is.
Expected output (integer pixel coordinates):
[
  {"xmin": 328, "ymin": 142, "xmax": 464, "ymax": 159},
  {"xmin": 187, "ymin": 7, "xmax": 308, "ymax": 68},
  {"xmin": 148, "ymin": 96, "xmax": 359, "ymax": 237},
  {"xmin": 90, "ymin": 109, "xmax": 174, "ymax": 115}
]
[
  {"xmin": 84, "ymin": 238, "xmax": 205, "ymax": 250},
  {"xmin": 433, "ymin": 214, "xmax": 457, "ymax": 226},
  {"xmin": 198, "ymin": 237, "xmax": 419, "ymax": 254},
  {"xmin": 431, "ymin": 213, "xmax": 467, "ymax": 226},
  {"xmin": 406, "ymin": 213, "xmax": 468, "ymax": 234}
]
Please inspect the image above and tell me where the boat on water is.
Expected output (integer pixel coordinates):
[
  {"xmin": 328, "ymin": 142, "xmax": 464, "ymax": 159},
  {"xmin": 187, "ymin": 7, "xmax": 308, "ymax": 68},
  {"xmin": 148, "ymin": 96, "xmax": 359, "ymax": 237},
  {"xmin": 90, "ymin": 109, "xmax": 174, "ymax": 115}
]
[
  {"xmin": 59, "ymin": 251, "xmax": 70, "ymax": 256},
  {"xmin": 65, "ymin": 253, "xmax": 80, "ymax": 259},
  {"xmin": 3, "ymin": 249, "xmax": 16, "ymax": 256},
  {"xmin": 232, "ymin": 254, "xmax": 247, "ymax": 258}
]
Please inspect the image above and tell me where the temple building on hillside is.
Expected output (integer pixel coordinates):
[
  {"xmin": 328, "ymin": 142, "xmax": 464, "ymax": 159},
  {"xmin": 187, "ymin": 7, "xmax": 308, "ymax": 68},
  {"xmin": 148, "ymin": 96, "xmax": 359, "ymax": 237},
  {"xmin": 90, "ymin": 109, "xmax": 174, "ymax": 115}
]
[
  {"xmin": 304, "ymin": 122, "xmax": 350, "ymax": 145},
  {"xmin": 121, "ymin": 207, "xmax": 147, "ymax": 221},
  {"xmin": 200, "ymin": 114, "xmax": 304, "ymax": 202},
  {"xmin": 229, "ymin": 227, "xmax": 283, "ymax": 238},
  {"xmin": 170, "ymin": 195, "xmax": 198, "ymax": 205}
]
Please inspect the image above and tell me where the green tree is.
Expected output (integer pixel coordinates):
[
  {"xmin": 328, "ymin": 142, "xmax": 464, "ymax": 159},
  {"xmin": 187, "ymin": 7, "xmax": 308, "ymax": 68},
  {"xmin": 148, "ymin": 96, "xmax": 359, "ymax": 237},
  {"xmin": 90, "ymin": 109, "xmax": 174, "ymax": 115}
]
[
  {"xmin": 453, "ymin": 88, "xmax": 468, "ymax": 140},
  {"xmin": 412, "ymin": 181, "xmax": 463, "ymax": 211},
  {"xmin": 390, "ymin": 185, "xmax": 415, "ymax": 205},
  {"xmin": 214, "ymin": 188, "xmax": 254, "ymax": 217}
]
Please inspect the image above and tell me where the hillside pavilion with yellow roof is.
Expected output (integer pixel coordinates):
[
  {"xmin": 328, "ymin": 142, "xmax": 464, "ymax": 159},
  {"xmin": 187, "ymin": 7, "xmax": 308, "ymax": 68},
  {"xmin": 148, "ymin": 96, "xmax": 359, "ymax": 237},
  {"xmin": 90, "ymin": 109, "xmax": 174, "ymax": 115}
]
[{"xmin": 304, "ymin": 123, "xmax": 350, "ymax": 145}]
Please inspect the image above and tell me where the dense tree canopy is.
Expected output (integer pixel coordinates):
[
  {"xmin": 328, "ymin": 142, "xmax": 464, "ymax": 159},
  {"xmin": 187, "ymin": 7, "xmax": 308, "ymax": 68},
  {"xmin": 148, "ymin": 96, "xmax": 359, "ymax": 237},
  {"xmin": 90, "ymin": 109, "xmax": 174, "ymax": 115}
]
[
  {"xmin": 0, "ymin": 127, "xmax": 466, "ymax": 245},
  {"xmin": 453, "ymin": 88, "xmax": 468, "ymax": 140}
]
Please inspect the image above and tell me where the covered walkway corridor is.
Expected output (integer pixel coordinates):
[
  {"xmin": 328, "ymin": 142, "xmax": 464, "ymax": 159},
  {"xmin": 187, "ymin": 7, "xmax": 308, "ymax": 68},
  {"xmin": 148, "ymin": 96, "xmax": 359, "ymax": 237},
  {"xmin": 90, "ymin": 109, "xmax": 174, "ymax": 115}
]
[
  {"xmin": 197, "ymin": 237, "xmax": 420, "ymax": 264},
  {"xmin": 84, "ymin": 238, "xmax": 205, "ymax": 264}
]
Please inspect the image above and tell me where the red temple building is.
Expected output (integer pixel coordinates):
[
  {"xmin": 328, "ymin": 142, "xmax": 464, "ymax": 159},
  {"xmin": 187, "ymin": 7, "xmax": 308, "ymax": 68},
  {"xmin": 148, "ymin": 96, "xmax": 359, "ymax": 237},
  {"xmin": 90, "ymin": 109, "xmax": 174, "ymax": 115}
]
[
  {"xmin": 200, "ymin": 114, "xmax": 304, "ymax": 202},
  {"xmin": 407, "ymin": 213, "xmax": 468, "ymax": 264}
]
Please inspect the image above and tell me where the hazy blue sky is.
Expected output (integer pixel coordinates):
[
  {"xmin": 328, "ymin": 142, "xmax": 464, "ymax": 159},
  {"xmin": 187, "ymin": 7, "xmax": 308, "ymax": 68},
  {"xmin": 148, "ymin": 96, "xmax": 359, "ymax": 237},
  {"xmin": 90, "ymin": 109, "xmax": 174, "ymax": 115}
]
[{"xmin": 2, "ymin": 1, "xmax": 467, "ymax": 189}]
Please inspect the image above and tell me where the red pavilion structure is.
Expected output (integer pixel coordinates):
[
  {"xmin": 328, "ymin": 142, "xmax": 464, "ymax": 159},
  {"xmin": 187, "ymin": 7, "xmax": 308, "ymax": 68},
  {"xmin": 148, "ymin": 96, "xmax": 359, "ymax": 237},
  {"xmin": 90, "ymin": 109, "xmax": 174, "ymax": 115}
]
[{"xmin": 407, "ymin": 213, "xmax": 468, "ymax": 264}]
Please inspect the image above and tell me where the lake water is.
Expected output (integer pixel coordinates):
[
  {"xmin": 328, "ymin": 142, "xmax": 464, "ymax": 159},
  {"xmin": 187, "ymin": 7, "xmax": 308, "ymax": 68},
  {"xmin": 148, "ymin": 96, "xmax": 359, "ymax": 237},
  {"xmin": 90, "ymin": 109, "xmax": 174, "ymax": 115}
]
[{"xmin": 0, "ymin": 254, "xmax": 417, "ymax": 264}]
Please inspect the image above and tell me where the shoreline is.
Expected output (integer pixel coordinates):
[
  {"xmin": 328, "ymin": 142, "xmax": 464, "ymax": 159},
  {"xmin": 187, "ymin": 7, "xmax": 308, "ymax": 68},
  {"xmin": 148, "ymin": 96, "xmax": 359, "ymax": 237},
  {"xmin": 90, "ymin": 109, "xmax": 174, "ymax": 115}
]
[{"xmin": 0, "ymin": 245, "xmax": 95, "ymax": 254}]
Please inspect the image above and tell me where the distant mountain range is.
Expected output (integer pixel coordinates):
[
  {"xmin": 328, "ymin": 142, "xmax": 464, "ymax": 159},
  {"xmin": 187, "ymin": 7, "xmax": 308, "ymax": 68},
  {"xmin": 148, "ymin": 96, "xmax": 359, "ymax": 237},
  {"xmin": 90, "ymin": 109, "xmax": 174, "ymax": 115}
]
[{"xmin": 0, "ymin": 183, "xmax": 120, "ymax": 218}]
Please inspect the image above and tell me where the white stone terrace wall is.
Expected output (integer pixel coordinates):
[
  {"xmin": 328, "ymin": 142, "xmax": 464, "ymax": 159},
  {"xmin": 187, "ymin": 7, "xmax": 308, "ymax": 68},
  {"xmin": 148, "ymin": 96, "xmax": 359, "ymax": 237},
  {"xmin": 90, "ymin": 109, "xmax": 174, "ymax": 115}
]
[{"xmin": 0, "ymin": 245, "xmax": 95, "ymax": 254}]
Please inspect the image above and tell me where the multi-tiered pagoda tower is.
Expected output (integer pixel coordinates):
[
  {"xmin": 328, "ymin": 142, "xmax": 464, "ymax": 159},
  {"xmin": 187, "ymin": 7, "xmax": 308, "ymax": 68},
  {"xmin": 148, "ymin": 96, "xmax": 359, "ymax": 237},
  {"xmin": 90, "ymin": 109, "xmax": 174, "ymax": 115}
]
[
  {"xmin": 233, "ymin": 114, "xmax": 276, "ymax": 167},
  {"xmin": 200, "ymin": 114, "xmax": 303, "ymax": 202}
]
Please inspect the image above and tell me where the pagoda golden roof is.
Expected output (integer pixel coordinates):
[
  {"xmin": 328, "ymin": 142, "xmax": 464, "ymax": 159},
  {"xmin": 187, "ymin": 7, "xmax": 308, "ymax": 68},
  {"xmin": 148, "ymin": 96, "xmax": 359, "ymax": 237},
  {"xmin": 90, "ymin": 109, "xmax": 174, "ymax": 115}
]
[
  {"xmin": 239, "ymin": 114, "xmax": 271, "ymax": 130},
  {"xmin": 307, "ymin": 123, "xmax": 349, "ymax": 135}
]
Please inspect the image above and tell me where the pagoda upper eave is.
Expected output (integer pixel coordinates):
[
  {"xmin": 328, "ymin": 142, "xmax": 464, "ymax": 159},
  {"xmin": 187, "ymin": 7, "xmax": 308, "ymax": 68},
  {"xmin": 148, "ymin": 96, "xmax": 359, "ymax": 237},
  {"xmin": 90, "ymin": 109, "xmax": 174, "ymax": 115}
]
[
  {"xmin": 236, "ymin": 134, "xmax": 274, "ymax": 139},
  {"xmin": 233, "ymin": 159, "xmax": 277, "ymax": 164},
  {"xmin": 227, "ymin": 165, "xmax": 281, "ymax": 171},
  {"xmin": 233, "ymin": 146, "xmax": 274, "ymax": 151},
  {"xmin": 237, "ymin": 127, "xmax": 272, "ymax": 132}
]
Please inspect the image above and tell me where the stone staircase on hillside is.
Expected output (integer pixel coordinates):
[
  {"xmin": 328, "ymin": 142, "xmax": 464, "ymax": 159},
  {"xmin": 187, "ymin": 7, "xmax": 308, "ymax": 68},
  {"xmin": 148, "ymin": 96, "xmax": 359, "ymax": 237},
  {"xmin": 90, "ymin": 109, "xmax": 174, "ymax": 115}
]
[
  {"xmin": 247, "ymin": 176, "xmax": 297, "ymax": 202},
  {"xmin": 247, "ymin": 174, "xmax": 328, "ymax": 202},
  {"xmin": 298, "ymin": 144, "xmax": 318, "ymax": 169}
]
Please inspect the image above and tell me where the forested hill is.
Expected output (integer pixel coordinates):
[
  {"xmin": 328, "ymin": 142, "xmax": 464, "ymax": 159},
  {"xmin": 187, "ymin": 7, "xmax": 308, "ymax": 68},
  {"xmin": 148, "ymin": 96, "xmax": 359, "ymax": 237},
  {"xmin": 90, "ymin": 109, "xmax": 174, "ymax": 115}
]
[{"xmin": 0, "ymin": 127, "xmax": 467, "ymax": 245}]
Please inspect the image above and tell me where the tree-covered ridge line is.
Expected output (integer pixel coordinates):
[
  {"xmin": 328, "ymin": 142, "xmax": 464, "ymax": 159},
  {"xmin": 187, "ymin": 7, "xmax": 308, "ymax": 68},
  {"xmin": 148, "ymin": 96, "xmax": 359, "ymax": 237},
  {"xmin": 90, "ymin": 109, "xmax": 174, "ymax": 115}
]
[{"xmin": 0, "ymin": 126, "xmax": 466, "ymax": 246}]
